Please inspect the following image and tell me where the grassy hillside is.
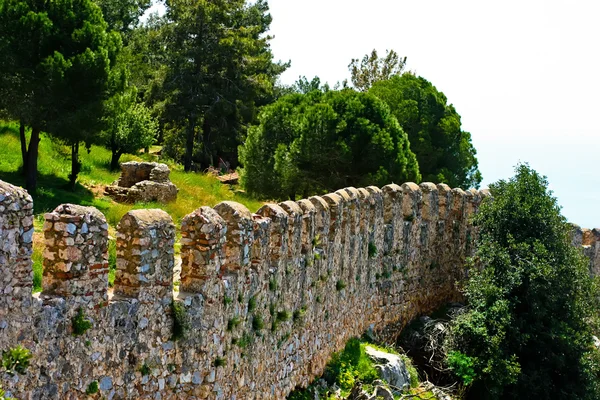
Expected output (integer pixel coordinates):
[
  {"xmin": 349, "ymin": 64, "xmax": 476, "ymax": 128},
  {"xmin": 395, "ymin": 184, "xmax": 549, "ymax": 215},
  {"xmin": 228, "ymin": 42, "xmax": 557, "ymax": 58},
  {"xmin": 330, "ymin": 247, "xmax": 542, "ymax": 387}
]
[{"xmin": 0, "ymin": 121, "xmax": 264, "ymax": 291}]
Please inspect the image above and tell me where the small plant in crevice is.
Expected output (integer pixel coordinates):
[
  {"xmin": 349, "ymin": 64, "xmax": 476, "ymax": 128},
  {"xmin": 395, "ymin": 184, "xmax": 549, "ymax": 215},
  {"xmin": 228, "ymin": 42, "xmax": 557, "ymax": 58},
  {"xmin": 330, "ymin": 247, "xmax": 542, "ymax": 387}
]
[
  {"xmin": 276, "ymin": 310, "xmax": 291, "ymax": 323},
  {"xmin": 237, "ymin": 293, "xmax": 243, "ymax": 303},
  {"xmin": 382, "ymin": 268, "xmax": 392, "ymax": 279},
  {"xmin": 247, "ymin": 296, "xmax": 256, "ymax": 312},
  {"xmin": 293, "ymin": 306, "xmax": 307, "ymax": 323},
  {"xmin": 312, "ymin": 234, "xmax": 321, "ymax": 247},
  {"xmin": 271, "ymin": 319, "xmax": 279, "ymax": 332},
  {"xmin": 72, "ymin": 308, "xmax": 92, "ymax": 336},
  {"xmin": 86, "ymin": 381, "xmax": 99, "ymax": 395},
  {"xmin": 236, "ymin": 333, "xmax": 252, "ymax": 348},
  {"xmin": 368, "ymin": 241, "xmax": 377, "ymax": 258},
  {"xmin": 316, "ymin": 295, "xmax": 323, "ymax": 304},
  {"xmin": 139, "ymin": 363, "xmax": 151, "ymax": 376},
  {"xmin": 278, "ymin": 332, "xmax": 291, "ymax": 348},
  {"xmin": 269, "ymin": 277, "xmax": 278, "ymax": 291},
  {"xmin": 252, "ymin": 314, "xmax": 264, "ymax": 332},
  {"xmin": 227, "ymin": 317, "xmax": 241, "ymax": 331},
  {"xmin": 336, "ymin": 280, "xmax": 346, "ymax": 291},
  {"xmin": 269, "ymin": 303, "xmax": 276, "ymax": 316},
  {"xmin": 2, "ymin": 345, "xmax": 32, "ymax": 375},
  {"xmin": 214, "ymin": 357, "xmax": 227, "ymax": 368},
  {"xmin": 172, "ymin": 300, "xmax": 188, "ymax": 341},
  {"xmin": 223, "ymin": 296, "xmax": 233, "ymax": 306}
]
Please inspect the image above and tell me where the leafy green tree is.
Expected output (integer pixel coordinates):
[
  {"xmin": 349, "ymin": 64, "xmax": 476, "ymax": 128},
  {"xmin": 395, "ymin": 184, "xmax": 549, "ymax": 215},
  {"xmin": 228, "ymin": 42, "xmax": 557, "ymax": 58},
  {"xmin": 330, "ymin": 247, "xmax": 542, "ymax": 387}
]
[
  {"xmin": 370, "ymin": 74, "xmax": 482, "ymax": 188},
  {"xmin": 161, "ymin": 0, "xmax": 288, "ymax": 171},
  {"xmin": 0, "ymin": 0, "xmax": 121, "ymax": 192},
  {"xmin": 447, "ymin": 164, "xmax": 600, "ymax": 399},
  {"xmin": 102, "ymin": 88, "xmax": 158, "ymax": 170},
  {"xmin": 94, "ymin": 0, "xmax": 152, "ymax": 36},
  {"xmin": 349, "ymin": 49, "xmax": 407, "ymax": 92},
  {"xmin": 239, "ymin": 89, "xmax": 420, "ymax": 200}
]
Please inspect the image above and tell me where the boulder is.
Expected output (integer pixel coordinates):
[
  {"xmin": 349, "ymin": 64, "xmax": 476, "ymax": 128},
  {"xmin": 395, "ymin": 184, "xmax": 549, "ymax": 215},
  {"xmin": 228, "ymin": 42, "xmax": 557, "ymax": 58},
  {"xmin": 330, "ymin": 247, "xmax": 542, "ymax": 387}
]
[
  {"xmin": 364, "ymin": 346, "xmax": 411, "ymax": 393},
  {"xmin": 105, "ymin": 162, "xmax": 178, "ymax": 204}
]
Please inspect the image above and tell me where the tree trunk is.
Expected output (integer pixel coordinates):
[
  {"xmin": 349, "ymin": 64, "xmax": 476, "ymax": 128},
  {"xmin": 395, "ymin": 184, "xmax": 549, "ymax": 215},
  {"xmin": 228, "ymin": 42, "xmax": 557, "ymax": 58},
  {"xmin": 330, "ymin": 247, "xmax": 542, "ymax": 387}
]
[
  {"xmin": 68, "ymin": 142, "xmax": 81, "ymax": 191},
  {"xmin": 200, "ymin": 118, "xmax": 213, "ymax": 169},
  {"xmin": 184, "ymin": 118, "xmax": 195, "ymax": 172},
  {"xmin": 19, "ymin": 121, "xmax": 27, "ymax": 176},
  {"xmin": 110, "ymin": 150, "xmax": 122, "ymax": 171},
  {"xmin": 25, "ymin": 127, "xmax": 41, "ymax": 194}
]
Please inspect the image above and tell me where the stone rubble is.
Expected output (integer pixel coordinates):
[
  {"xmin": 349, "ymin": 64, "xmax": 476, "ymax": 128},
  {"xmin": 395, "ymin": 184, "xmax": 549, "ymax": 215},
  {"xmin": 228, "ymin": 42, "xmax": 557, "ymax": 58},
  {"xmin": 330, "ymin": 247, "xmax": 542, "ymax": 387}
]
[{"xmin": 105, "ymin": 162, "xmax": 178, "ymax": 203}]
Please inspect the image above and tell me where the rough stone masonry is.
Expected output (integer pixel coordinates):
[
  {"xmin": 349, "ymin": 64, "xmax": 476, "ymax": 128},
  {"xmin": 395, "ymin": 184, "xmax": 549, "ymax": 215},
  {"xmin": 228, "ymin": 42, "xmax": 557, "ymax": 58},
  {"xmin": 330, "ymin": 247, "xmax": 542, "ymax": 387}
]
[
  {"xmin": 105, "ymin": 161, "xmax": 178, "ymax": 204},
  {"xmin": 2, "ymin": 177, "xmax": 595, "ymax": 399}
]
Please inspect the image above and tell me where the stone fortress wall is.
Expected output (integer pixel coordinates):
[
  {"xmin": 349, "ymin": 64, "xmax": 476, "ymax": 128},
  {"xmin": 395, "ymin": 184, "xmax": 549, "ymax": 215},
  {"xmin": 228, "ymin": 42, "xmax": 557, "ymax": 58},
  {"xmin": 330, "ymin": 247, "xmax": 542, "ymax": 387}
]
[{"xmin": 0, "ymin": 177, "xmax": 513, "ymax": 399}]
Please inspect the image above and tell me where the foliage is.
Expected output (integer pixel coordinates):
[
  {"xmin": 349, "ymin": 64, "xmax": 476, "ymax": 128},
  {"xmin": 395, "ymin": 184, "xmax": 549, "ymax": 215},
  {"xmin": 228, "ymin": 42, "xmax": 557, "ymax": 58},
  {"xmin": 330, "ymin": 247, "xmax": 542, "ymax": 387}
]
[
  {"xmin": 102, "ymin": 88, "xmax": 158, "ymax": 170},
  {"xmin": 336, "ymin": 280, "xmax": 346, "ymax": 291},
  {"xmin": 2, "ymin": 345, "xmax": 32, "ymax": 376},
  {"xmin": 139, "ymin": 363, "xmax": 150, "ymax": 376},
  {"xmin": 276, "ymin": 310, "xmax": 291, "ymax": 322},
  {"xmin": 323, "ymin": 339, "xmax": 379, "ymax": 394},
  {"xmin": 252, "ymin": 314, "xmax": 264, "ymax": 332},
  {"xmin": 446, "ymin": 351, "xmax": 476, "ymax": 386},
  {"xmin": 171, "ymin": 300, "xmax": 188, "ymax": 341},
  {"xmin": 214, "ymin": 357, "xmax": 227, "ymax": 368},
  {"xmin": 247, "ymin": 296, "xmax": 256, "ymax": 312},
  {"xmin": 72, "ymin": 308, "xmax": 92, "ymax": 336},
  {"xmin": 227, "ymin": 317, "xmax": 241, "ymax": 331},
  {"xmin": 239, "ymin": 89, "xmax": 420, "ymax": 200},
  {"xmin": 349, "ymin": 49, "xmax": 407, "ymax": 92},
  {"xmin": 94, "ymin": 0, "xmax": 152, "ymax": 35},
  {"xmin": 0, "ymin": 0, "xmax": 121, "ymax": 192},
  {"xmin": 161, "ymin": 0, "xmax": 288, "ymax": 171},
  {"xmin": 446, "ymin": 164, "xmax": 600, "ymax": 399},
  {"xmin": 85, "ymin": 381, "xmax": 99, "ymax": 395},
  {"xmin": 368, "ymin": 242, "xmax": 377, "ymax": 258},
  {"xmin": 370, "ymin": 74, "xmax": 481, "ymax": 189},
  {"xmin": 0, "ymin": 385, "xmax": 15, "ymax": 400}
]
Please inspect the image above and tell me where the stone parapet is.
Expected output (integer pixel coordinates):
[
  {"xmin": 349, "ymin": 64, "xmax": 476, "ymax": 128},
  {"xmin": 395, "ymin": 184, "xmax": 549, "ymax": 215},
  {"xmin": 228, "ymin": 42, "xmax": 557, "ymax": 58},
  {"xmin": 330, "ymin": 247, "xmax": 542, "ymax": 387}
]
[{"xmin": 0, "ymin": 179, "xmax": 506, "ymax": 399}]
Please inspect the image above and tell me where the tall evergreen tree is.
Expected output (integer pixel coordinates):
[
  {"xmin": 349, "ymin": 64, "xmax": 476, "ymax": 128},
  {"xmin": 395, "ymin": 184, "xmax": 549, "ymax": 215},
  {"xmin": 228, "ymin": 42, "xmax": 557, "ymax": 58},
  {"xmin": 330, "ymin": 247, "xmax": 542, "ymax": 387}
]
[
  {"xmin": 370, "ymin": 74, "xmax": 482, "ymax": 189},
  {"xmin": 161, "ymin": 0, "xmax": 288, "ymax": 171},
  {"xmin": 0, "ymin": 0, "xmax": 120, "ymax": 192}
]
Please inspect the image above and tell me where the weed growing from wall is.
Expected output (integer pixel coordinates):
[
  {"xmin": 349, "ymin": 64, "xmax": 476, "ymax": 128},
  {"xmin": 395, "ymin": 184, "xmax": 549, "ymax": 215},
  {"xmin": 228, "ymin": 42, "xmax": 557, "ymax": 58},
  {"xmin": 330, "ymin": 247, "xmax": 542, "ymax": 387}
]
[
  {"xmin": 72, "ymin": 308, "xmax": 92, "ymax": 336},
  {"xmin": 86, "ymin": 381, "xmax": 99, "ymax": 395},
  {"xmin": 2, "ymin": 345, "xmax": 31, "ymax": 375},
  {"xmin": 368, "ymin": 242, "xmax": 377, "ymax": 258}
]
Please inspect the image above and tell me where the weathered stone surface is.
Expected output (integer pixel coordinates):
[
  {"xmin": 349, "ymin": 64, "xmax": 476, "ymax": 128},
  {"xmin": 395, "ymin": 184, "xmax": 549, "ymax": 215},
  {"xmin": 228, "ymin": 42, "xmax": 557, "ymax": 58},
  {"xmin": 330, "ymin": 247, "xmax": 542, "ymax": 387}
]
[
  {"xmin": 7, "ymin": 177, "xmax": 598, "ymax": 399},
  {"xmin": 42, "ymin": 203, "xmax": 108, "ymax": 307},
  {"xmin": 365, "ymin": 346, "xmax": 410, "ymax": 392},
  {"xmin": 105, "ymin": 162, "xmax": 178, "ymax": 203}
]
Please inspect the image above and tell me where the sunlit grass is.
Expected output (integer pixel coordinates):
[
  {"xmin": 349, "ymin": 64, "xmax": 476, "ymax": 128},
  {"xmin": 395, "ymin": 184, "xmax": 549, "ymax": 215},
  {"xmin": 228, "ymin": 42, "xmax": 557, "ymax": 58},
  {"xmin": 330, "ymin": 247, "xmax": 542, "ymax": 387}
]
[{"xmin": 0, "ymin": 120, "xmax": 266, "ymax": 293}]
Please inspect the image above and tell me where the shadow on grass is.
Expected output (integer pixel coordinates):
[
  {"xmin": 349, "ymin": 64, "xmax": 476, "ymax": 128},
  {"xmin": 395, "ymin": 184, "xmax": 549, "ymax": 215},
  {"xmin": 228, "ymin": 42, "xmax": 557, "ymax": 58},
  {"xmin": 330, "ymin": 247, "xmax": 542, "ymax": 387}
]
[{"xmin": 0, "ymin": 169, "xmax": 95, "ymax": 214}]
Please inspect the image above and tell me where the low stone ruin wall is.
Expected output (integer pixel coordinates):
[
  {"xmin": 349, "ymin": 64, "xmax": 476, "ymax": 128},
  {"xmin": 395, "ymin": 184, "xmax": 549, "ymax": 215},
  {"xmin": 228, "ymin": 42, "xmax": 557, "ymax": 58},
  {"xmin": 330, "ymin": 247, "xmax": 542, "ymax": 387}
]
[
  {"xmin": 105, "ymin": 162, "xmax": 178, "ymax": 203},
  {"xmin": 0, "ymin": 178, "xmax": 490, "ymax": 399}
]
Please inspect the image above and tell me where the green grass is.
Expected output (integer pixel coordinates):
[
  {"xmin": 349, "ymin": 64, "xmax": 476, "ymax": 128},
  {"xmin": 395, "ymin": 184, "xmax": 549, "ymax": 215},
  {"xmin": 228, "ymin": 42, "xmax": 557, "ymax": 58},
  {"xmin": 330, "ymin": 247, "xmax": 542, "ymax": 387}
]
[
  {"xmin": 288, "ymin": 338, "xmax": 424, "ymax": 400},
  {"xmin": 0, "ymin": 121, "xmax": 264, "ymax": 292}
]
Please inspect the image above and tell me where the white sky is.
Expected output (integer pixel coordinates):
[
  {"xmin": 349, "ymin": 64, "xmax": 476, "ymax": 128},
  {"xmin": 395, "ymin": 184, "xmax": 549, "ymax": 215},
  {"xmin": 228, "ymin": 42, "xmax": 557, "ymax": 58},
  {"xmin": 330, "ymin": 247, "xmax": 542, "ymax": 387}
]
[{"xmin": 146, "ymin": 1, "xmax": 600, "ymax": 227}]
